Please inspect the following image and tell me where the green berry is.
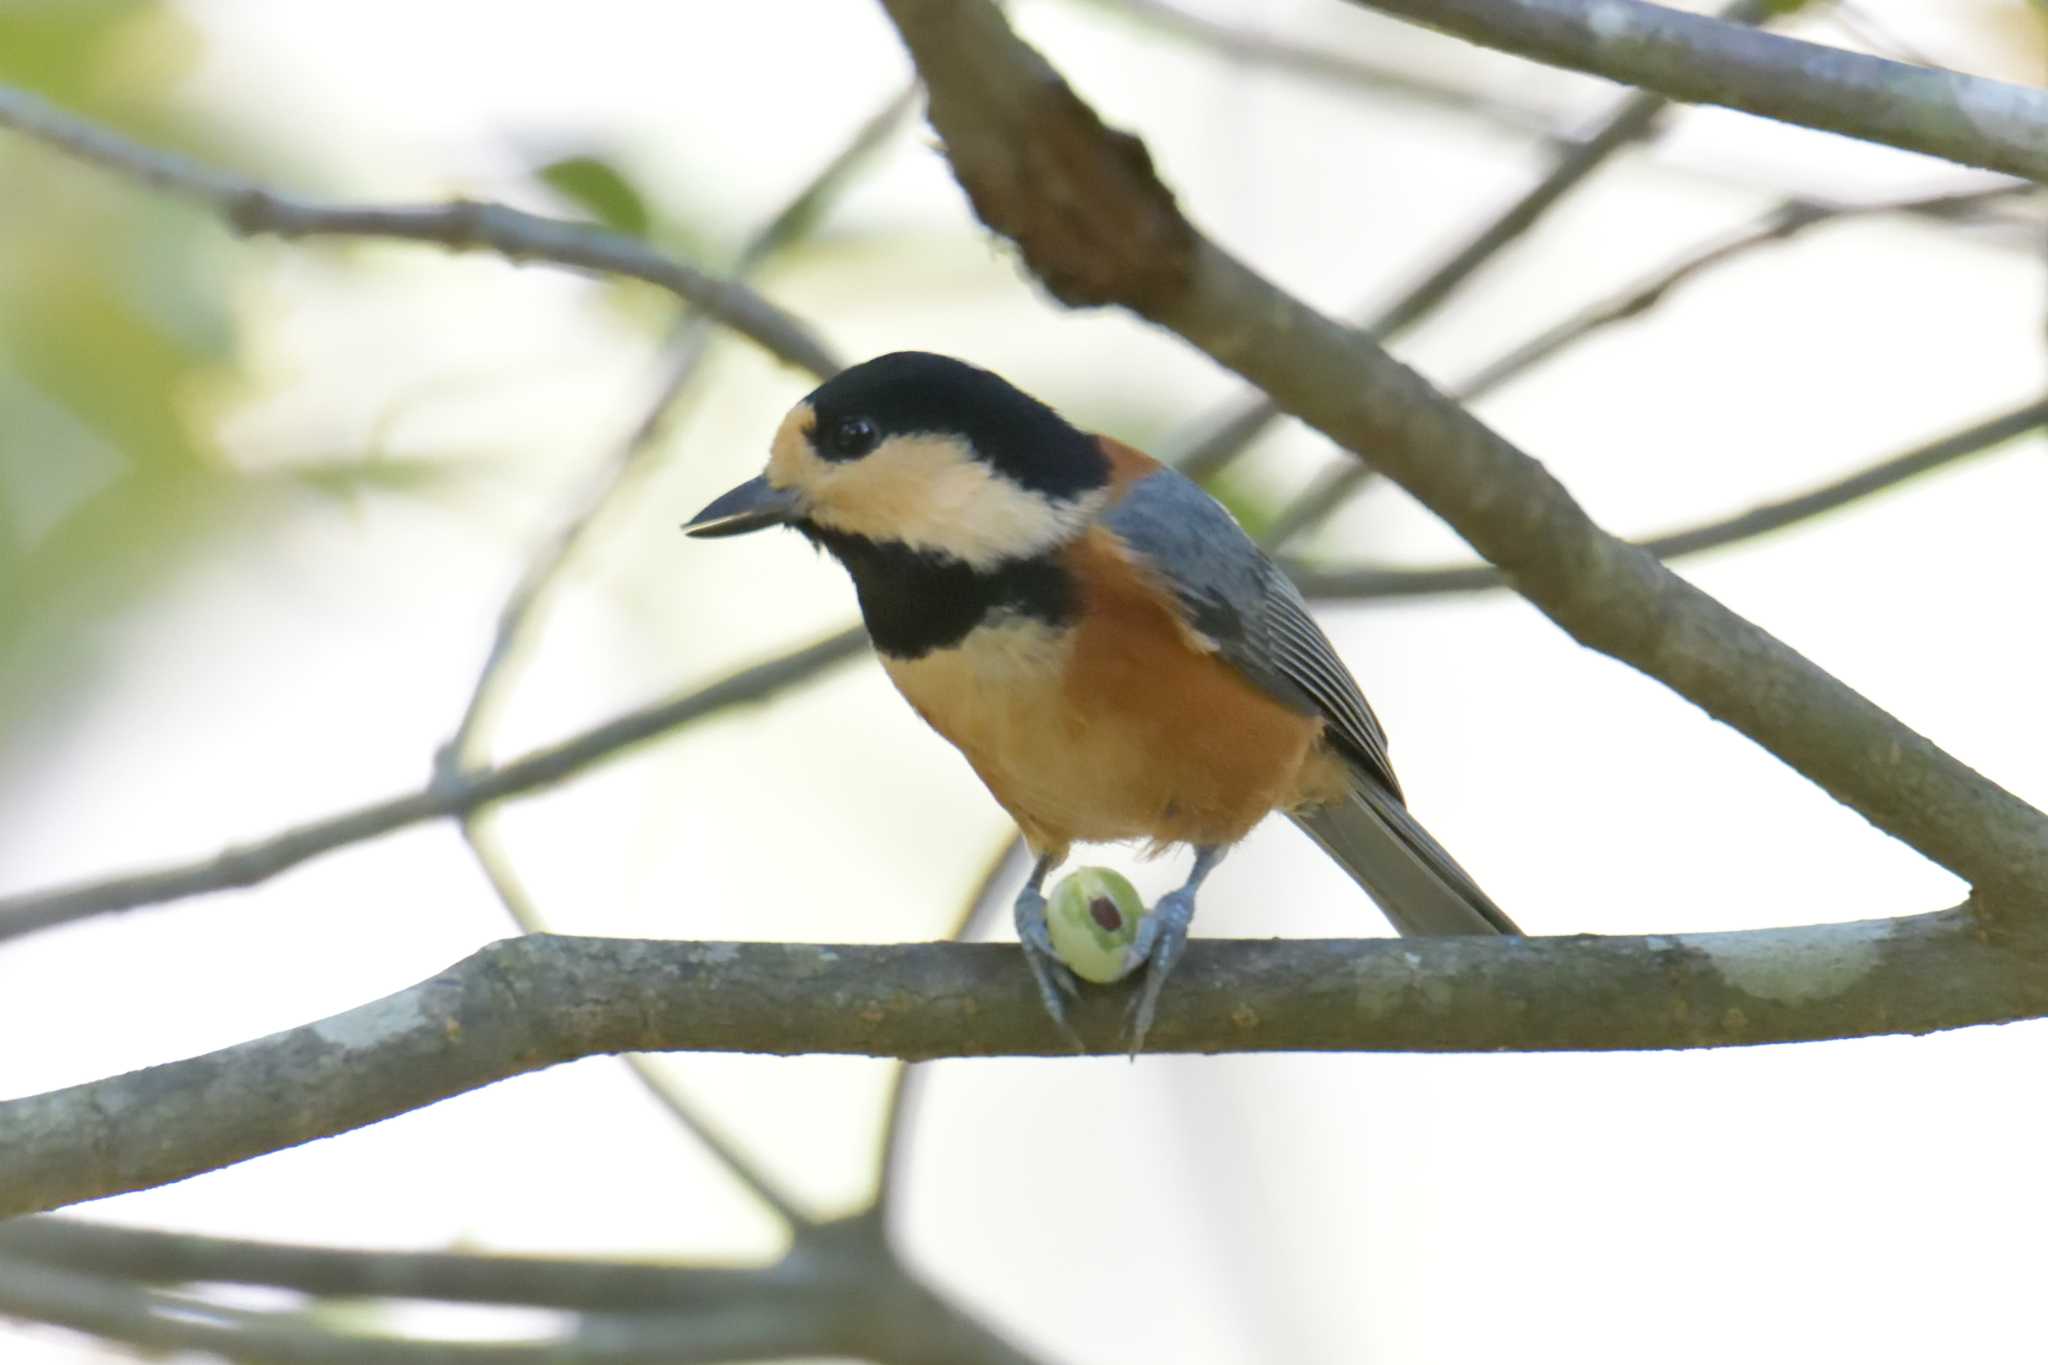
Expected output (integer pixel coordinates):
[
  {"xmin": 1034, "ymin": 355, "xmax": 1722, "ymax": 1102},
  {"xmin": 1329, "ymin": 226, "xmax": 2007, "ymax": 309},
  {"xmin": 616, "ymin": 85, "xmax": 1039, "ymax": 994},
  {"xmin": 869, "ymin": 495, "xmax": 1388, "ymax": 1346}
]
[{"xmin": 1046, "ymin": 866, "xmax": 1149, "ymax": 984}]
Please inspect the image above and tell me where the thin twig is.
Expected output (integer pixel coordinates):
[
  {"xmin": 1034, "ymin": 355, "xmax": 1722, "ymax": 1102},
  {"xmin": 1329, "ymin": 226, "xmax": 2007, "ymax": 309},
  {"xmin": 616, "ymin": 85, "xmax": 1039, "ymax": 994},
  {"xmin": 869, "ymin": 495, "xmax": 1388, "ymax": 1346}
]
[
  {"xmin": 871, "ymin": 833, "xmax": 1027, "ymax": 1209},
  {"xmin": 0, "ymin": 627, "xmax": 869, "ymax": 941},
  {"xmin": 1267, "ymin": 182, "xmax": 2037, "ymax": 547},
  {"xmin": 1286, "ymin": 395, "xmax": 2048, "ymax": 596},
  {"xmin": 439, "ymin": 82, "xmax": 913, "ymax": 764},
  {"xmin": 0, "ymin": 82, "xmax": 837, "ymax": 376},
  {"xmin": 1168, "ymin": 0, "xmax": 1785, "ymax": 483},
  {"xmin": 434, "ymin": 88, "xmax": 916, "ymax": 1230},
  {"xmin": 464, "ymin": 823, "xmax": 819, "ymax": 1231},
  {"xmin": 1100, "ymin": 0, "xmax": 1562, "ymax": 135}
]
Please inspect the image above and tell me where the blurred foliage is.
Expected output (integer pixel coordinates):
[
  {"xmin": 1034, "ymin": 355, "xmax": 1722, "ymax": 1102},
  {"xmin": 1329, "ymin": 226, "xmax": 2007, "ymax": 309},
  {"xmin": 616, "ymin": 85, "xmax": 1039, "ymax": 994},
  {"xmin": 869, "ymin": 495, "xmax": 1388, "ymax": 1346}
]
[
  {"xmin": 0, "ymin": 1, "xmax": 479, "ymax": 739},
  {"xmin": 0, "ymin": 0, "xmax": 238, "ymax": 728},
  {"xmin": 536, "ymin": 153, "xmax": 653, "ymax": 238}
]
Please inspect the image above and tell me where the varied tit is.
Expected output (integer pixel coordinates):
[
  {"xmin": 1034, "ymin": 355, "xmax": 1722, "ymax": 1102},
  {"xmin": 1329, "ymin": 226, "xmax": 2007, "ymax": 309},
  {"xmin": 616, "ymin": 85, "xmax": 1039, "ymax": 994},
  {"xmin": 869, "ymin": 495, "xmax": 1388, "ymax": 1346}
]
[{"xmin": 686, "ymin": 351, "xmax": 1517, "ymax": 1047}]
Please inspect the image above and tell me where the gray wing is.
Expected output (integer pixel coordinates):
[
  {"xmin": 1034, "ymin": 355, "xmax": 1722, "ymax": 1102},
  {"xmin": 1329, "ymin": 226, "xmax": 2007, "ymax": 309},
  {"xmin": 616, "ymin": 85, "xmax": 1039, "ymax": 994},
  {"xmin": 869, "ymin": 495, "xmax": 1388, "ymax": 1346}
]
[
  {"xmin": 1104, "ymin": 467, "xmax": 1519, "ymax": 937},
  {"xmin": 1102, "ymin": 469, "xmax": 1400, "ymax": 797}
]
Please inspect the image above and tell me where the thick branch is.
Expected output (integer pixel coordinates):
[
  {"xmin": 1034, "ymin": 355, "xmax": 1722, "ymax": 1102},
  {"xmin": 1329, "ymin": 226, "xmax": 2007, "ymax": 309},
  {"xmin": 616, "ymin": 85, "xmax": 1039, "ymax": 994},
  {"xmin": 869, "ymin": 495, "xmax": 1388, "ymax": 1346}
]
[
  {"xmin": 7, "ymin": 913, "xmax": 2048, "ymax": 1219},
  {"xmin": 0, "ymin": 83, "xmax": 838, "ymax": 376},
  {"xmin": 1342, "ymin": 0, "xmax": 2048, "ymax": 185},
  {"xmin": 877, "ymin": 0, "xmax": 2048, "ymax": 905}
]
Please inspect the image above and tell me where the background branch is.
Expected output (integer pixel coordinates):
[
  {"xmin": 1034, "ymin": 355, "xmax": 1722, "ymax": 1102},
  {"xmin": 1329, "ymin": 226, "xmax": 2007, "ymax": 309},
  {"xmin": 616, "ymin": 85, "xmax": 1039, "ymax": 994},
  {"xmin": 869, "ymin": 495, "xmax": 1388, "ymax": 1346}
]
[
  {"xmin": 1101, "ymin": 0, "xmax": 1561, "ymax": 136},
  {"xmin": 1286, "ymin": 393, "xmax": 2048, "ymax": 597},
  {"xmin": 0, "ymin": 82, "xmax": 838, "ymax": 376},
  {"xmin": 0, "ymin": 1218, "xmax": 792, "ymax": 1311},
  {"xmin": 0, "ymin": 627, "xmax": 867, "ymax": 939},
  {"xmin": 0, "ymin": 1251, "xmax": 867, "ymax": 1365},
  {"xmin": 1264, "ymin": 181, "xmax": 2037, "ymax": 548}
]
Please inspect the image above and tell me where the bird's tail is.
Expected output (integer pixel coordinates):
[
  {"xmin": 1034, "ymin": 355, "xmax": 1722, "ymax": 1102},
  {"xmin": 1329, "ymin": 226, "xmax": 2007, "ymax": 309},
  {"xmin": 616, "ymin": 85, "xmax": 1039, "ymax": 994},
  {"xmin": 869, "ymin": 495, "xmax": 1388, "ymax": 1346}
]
[{"xmin": 1288, "ymin": 776, "xmax": 1518, "ymax": 936}]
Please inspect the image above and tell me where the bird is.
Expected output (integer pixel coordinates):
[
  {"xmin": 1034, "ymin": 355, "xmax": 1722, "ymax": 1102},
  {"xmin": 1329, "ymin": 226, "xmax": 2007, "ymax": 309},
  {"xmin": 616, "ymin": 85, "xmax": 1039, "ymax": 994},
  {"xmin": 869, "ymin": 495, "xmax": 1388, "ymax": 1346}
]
[{"xmin": 685, "ymin": 351, "xmax": 1517, "ymax": 1048}]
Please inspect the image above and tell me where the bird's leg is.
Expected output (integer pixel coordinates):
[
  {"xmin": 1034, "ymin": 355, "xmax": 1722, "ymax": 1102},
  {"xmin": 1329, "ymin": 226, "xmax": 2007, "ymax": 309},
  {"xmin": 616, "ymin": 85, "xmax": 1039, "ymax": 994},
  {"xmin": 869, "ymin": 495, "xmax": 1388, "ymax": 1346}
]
[
  {"xmin": 1125, "ymin": 844, "xmax": 1226, "ymax": 1054},
  {"xmin": 1013, "ymin": 850, "xmax": 1081, "ymax": 1034}
]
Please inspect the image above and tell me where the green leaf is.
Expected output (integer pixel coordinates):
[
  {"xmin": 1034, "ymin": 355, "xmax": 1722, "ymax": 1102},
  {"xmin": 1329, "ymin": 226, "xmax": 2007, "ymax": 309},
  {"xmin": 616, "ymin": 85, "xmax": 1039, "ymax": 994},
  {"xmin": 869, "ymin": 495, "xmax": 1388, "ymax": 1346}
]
[{"xmin": 536, "ymin": 154, "xmax": 652, "ymax": 237}]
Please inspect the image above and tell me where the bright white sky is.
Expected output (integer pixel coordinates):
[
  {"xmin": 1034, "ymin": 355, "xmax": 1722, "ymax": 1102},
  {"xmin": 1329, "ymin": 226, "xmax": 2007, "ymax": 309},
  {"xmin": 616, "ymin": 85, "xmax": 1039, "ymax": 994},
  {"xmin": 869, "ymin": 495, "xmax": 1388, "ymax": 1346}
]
[{"xmin": 3, "ymin": 2, "xmax": 2046, "ymax": 1361}]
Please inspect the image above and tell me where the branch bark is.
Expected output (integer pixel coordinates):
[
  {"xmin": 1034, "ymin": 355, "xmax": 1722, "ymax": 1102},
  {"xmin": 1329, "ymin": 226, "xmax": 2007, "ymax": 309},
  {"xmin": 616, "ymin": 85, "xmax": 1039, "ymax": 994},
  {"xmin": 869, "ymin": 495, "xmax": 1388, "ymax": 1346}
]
[
  {"xmin": 875, "ymin": 0, "xmax": 2048, "ymax": 907},
  {"xmin": 5, "ymin": 914, "xmax": 2047, "ymax": 1219},
  {"xmin": 1341, "ymin": 0, "xmax": 2048, "ymax": 185},
  {"xmin": 0, "ymin": 83, "xmax": 839, "ymax": 376}
]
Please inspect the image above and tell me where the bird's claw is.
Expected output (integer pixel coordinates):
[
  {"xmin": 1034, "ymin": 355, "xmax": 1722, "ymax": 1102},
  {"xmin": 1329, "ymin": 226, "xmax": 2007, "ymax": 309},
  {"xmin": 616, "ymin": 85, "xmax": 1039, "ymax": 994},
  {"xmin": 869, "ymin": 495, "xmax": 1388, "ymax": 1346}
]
[
  {"xmin": 1015, "ymin": 885, "xmax": 1084, "ymax": 1044},
  {"xmin": 1122, "ymin": 888, "xmax": 1195, "ymax": 1057}
]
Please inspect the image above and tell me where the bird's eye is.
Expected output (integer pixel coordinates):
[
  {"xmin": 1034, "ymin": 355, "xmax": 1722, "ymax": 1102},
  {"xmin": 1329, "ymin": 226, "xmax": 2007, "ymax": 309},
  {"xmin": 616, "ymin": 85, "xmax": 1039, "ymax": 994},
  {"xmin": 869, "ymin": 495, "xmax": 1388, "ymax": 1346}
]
[{"xmin": 822, "ymin": 416, "xmax": 880, "ymax": 460}]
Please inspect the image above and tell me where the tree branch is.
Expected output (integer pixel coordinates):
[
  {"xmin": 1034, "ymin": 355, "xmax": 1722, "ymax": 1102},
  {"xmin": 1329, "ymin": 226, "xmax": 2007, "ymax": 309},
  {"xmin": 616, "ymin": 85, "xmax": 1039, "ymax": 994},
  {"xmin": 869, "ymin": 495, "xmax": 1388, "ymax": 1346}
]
[
  {"xmin": 1101, "ymin": 0, "xmax": 1562, "ymax": 136},
  {"xmin": 0, "ymin": 1252, "xmax": 860, "ymax": 1365},
  {"xmin": 1341, "ymin": 0, "xmax": 2048, "ymax": 185},
  {"xmin": 875, "ymin": 0, "xmax": 2048, "ymax": 906},
  {"xmin": 432, "ymin": 88, "xmax": 918, "ymax": 1234},
  {"xmin": 0, "ymin": 1218, "xmax": 790, "ymax": 1312},
  {"xmin": 1286, "ymin": 393, "xmax": 2048, "ymax": 597},
  {"xmin": 0, "ymin": 1218, "xmax": 1048, "ymax": 1365},
  {"xmin": 0, "ymin": 83, "xmax": 838, "ymax": 376},
  {"xmin": 7, "ymin": 911, "xmax": 2047, "ymax": 1220},
  {"xmin": 1263, "ymin": 182, "xmax": 2036, "ymax": 548},
  {"xmin": 0, "ymin": 628, "xmax": 868, "ymax": 940},
  {"xmin": 1166, "ymin": 0, "xmax": 1742, "ymax": 482}
]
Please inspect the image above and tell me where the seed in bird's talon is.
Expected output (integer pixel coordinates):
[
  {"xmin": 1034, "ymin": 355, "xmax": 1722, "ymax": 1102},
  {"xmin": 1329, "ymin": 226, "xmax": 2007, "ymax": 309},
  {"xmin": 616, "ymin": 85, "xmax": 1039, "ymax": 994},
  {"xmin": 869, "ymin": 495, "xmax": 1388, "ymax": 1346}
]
[{"xmin": 1046, "ymin": 866, "xmax": 1149, "ymax": 984}]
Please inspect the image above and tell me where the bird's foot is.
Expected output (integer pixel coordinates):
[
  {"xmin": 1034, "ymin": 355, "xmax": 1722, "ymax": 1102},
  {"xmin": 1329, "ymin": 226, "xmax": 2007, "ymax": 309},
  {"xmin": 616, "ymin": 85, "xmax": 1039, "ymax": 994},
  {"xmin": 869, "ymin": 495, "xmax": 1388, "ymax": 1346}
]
[
  {"xmin": 1014, "ymin": 885, "xmax": 1083, "ymax": 1044},
  {"xmin": 1122, "ymin": 887, "xmax": 1195, "ymax": 1057}
]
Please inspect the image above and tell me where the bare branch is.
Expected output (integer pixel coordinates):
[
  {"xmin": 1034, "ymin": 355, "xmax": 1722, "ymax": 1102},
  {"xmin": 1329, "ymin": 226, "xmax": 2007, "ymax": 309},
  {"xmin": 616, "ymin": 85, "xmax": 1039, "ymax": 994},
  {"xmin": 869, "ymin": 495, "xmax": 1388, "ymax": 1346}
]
[
  {"xmin": 9, "ymin": 909, "xmax": 2048, "ymax": 1219},
  {"xmin": 1288, "ymin": 395, "xmax": 2048, "ymax": 598},
  {"xmin": 0, "ymin": 1219, "xmax": 1048, "ymax": 1365},
  {"xmin": 0, "ymin": 1218, "xmax": 790, "ymax": 1312},
  {"xmin": 1339, "ymin": 0, "xmax": 2048, "ymax": 185},
  {"xmin": 875, "ymin": 0, "xmax": 2048, "ymax": 905},
  {"xmin": 1102, "ymin": 0, "xmax": 1562, "ymax": 136},
  {"xmin": 462, "ymin": 825, "xmax": 819, "ymax": 1230},
  {"xmin": 0, "ymin": 83, "xmax": 838, "ymax": 376},
  {"xmin": 439, "ymin": 82, "xmax": 910, "ymax": 765},
  {"xmin": 430, "ymin": 94, "xmax": 920, "ymax": 1230},
  {"xmin": 1170, "ymin": 0, "xmax": 1784, "ymax": 482},
  {"xmin": 1267, "ymin": 182, "xmax": 2037, "ymax": 547},
  {"xmin": 872, "ymin": 833, "xmax": 1026, "ymax": 1207},
  {"xmin": 0, "ymin": 1252, "xmax": 857, "ymax": 1365},
  {"xmin": 0, "ymin": 628, "xmax": 868, "ymax": 941},
  {"xmin": 1449, "ymin": 184, "xmax": 2038, "ymax": 407}
]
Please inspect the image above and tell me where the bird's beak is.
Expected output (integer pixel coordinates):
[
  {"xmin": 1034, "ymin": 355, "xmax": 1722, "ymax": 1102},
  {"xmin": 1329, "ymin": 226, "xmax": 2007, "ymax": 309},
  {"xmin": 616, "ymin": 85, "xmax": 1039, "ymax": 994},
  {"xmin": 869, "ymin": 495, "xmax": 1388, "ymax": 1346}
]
[{"xmin": 683, "ymin": 475, "xmax": 802, "ymax": 538}]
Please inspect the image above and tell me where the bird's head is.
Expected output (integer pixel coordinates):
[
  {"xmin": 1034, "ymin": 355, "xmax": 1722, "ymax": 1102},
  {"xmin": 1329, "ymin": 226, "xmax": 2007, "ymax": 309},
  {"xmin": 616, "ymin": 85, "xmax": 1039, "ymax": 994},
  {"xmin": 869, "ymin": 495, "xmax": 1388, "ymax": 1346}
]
[{"xmin": 684, "ymin": 351, "xmax": 1111, "ymax": 568}]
